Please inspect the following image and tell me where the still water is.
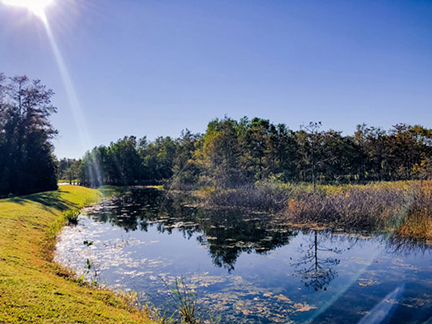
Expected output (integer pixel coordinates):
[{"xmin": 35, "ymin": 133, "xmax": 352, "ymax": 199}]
[{"xmin": 55, "ymin": 188, "xmax": 432, "ymax": 323}]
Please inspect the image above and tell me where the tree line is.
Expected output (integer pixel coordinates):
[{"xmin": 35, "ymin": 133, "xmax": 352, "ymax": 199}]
[
  {"xmin": 78, "ymin": 117, "xmax": 432, "ymax": 189},
  {"xmin": 2, "ymin": 73, "xmax": 432, "ymax": 196}
]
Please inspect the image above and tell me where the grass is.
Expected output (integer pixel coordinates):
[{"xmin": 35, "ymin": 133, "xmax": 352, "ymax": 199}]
[
  {"xmin": 395, "ymin": 187, "xmax": 432, "ymax": 239},
  {"xmin": 0, "ymin": 185, "xmax": 155, "ymax": 323},
  {"xmin": 282, "ymin": 181, "xmax": 432, "ymax": 239},
  {"xmin": 159, "ymin": 277, "xmax": 199, "ymax": 324},
  {"xmin": 284, "ymin": 186, "xmax": 410, "ymax": 230},
  {"xmin": 202, "ymin": 180, "xmax": 432, "ymax": 240},
  {"xmin": 64, "ymin": 209, "xmax": 80, "ymax": 225}
]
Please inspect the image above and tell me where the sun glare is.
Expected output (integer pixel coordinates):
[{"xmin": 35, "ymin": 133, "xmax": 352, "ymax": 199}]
[{"xmin": 2, "ymin": 0, "xmax": 54, "ymax": 17}]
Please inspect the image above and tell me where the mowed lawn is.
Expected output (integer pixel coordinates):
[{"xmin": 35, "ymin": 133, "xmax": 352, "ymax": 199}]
[{"xmin": 0, "ymin": 185, "xmax": 155, "ymax": 323}]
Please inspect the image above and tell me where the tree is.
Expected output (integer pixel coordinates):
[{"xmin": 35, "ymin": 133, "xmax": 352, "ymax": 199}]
[
  {"xmin": 266, "ymin": 123, "xmax": 299, "ymax": 182},
  {"xmin": 140, "ymin": 136, "xmax": 177, "ymax": 181},
  {"xmin": 108, "ymin": 136, "xmax": 143, "ymax": 185},
  {"xmin": 238, "ymin": 117, "xmax": 272, "ymax": 180},
  {"xmin": 171, "ymin": 129, "xmax": 202, "ymax": 189},
  {"xmin": 57, "ymin": 158, "xmax": 81, "ymax": 184},
  {"xmin": 80, "ymin": 146, "xmax": 107, "ymax": 187},
  {"xmin": 0, "ymin": 74, "xmax": 58, "ymax": 196},
  {"xmin": 198, "ymin": 117, "xmax": 245, "ymax": 188},
  {"xmin": 297, "ymin": 122, "xmax": 335, "ymax": 192}
]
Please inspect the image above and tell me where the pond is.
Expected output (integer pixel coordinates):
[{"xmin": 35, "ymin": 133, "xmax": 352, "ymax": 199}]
[{"xmin": 55, "ymin": 188, "xmax": 432, "ymax": 323}]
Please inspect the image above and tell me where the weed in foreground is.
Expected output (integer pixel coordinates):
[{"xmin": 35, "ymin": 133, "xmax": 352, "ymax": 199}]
[
  {"xmin": 64, "ymin": 209, "xmax": 80, "ymax": 225},
  {"xmin": 76, "ymin": 240, "xmax": 101, "ymax": 286},
  {"xmin": 160, "ymin": 276, "xmax": 199, "ymax": 324}
]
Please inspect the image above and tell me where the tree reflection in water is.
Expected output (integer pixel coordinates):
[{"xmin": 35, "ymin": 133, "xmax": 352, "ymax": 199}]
[
  {"xmin": 291, "ymin": 230, "xmax": 350, "ymax": 291},
  {"xmin": 195, "ymin": 209, "xmax": 296, "ymax": 271},
  {"xmin": 83, "ymin": 188, "xmax": 432, "ymax": 293},
  {"xmin": 84, "ymin": 188, "xmax": 297, "ymax": 270}
]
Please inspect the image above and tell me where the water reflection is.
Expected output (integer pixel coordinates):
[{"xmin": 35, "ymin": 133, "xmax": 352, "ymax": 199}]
[
  {"xmin": 292, "ymin": 230, "xmax": 344, "ymax": 291},
  {"xmin": 196, "ymin": 209, "xmax": 295, "ymax": 271},
  {"xmin": 86, "ymin": 188, "xmax": 297, "ymax": 271},
  {"xmin": 85, "ymin": 188, "xmax": 432, "ymax": 275},
  {"xmin": 56, "ymin": 188, "xmax": 432, "ymax": 323}
]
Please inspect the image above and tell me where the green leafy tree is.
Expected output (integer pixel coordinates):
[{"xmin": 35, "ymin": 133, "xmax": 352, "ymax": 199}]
[
  {"xmin": 0, "ymin": 74, "xmax": 58, "ymax": 196},
  {"xmin": 198, "ymin": 117, "xmax": 245, "ymax": 188},
  {"xmin": 140, "ymin": 136, "xmax": 177, "ymax": 181},
  {"xmin": 80, "ymin": 146, "xmax": 107, "ymax": 187},
  {"xmin": 57, "ymin": 158, "xmax": 81, "ymax": 184},
  {"xmin": 109, "ymin": 136, "xmax": 143, "ymax": 185},
  {"xmin": 171, "ymin": 129, "xmax": 202, "ymax": 189}
]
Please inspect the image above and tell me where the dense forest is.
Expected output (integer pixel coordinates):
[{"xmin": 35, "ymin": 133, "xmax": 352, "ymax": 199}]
[
  {"xmin": 0, "ymin": 74, "xmax": 58, "ymax": 196},
  {"xmin": 77, "ymin": 117, "xmax": 432, "ymax": 189}
]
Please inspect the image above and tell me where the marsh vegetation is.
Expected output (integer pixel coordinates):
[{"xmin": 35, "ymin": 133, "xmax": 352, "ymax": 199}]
[
  {"xmin": 61, "ymin": 115, "xmax": 432, "ymax": 239},
  {"xmin": 56, "ymin": 187, "xmax": 432, "ymax": 323}
]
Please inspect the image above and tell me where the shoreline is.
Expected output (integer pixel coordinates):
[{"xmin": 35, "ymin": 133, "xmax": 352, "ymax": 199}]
[{"xmin": 0, "ymin": 185, "xmax": 154, "ymax": 323}]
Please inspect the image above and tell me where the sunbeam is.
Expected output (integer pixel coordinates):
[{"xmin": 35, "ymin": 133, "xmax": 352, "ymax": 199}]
[
  {"xmin": 39, "ymin": 12, "xmax": 102, "ymax": 182},
  {"xmin": 2, "ymin": 0, "xmax": 94, "ymax": 155},
  {"xmin": 2, "ymin": 0, "xmax": 103, "ymax": 182},
  {"xmin": 1, "ymin": 0, "xmax": 102, "ymax": 179},
  {"xmin": 39, "ymin": 12, "xmax": 89, "ymax": 147},
  {"xmin": 2, "ymin": 0, "xmax": 53, "ymax": 17}
]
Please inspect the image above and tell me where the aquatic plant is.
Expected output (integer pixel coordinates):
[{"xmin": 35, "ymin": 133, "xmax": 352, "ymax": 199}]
[
  {"xmin": 162, "ymin": 276, "xmax": 199, "ymax": 324},
  {"xmin": 64, "ymin": 209, "xmax": 80, "ymax": 225},
  {"xmin": 76, "ymin": 240, "xmax": 100, "ymax": 286}
]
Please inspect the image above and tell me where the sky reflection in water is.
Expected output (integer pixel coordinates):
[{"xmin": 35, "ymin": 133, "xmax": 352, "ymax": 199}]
[{"xmin": 55, "ymin": 188, "xmax": 432, "ymax": 323}]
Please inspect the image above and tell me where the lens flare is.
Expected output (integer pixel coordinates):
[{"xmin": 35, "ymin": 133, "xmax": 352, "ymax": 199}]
[
  {"xmin": 39, "ymin": 12, "xmax": 102, "ymax": 181},
  {"xmin": 2, "ymin": 0, "xmax": 54, "ymax": 17},
  {"xmin": 3, "ymin": 0, "xmax": 102, "ymax": 180}
]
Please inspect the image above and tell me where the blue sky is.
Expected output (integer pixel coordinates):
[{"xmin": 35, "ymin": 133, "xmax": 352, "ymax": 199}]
[{"xmin": 1, "ymin": 0, "xmax": 432, "ymax": 158}]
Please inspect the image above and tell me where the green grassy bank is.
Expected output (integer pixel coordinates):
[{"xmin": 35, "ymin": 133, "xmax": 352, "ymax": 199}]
[{"xmin": 0, "ymin": 185, "xmax": 154, "ymax": 323}]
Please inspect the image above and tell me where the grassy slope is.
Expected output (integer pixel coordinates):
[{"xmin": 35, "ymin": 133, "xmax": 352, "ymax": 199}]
[{"xmin": 0, "ymin": 185, "xmax": 154, "ymax": 323}]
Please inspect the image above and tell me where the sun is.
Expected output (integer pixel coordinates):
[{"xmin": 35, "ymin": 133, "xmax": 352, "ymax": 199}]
[{"xmin": 2, "ymin": 0, "xmax": 54, "ymax": 17}]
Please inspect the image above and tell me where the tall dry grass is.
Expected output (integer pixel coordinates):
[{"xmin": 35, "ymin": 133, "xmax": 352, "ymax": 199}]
[
  {"xmin": 395, "ymin": 188, "xmax": 432, "ymax": 239},
  {"xmin": 284, "ymin": 181, "xmax": 432, "ymax": 238},
  {"xmin": 207, "ymin": 180, "xmax": 308, "ymax": 211},
  {"xmin": 205, "ymin": 180, "xmax": 432, "ymax": 239},
  {"xmin": 284, "ymin": 188, "xmax": 411, "ymax": 230}
]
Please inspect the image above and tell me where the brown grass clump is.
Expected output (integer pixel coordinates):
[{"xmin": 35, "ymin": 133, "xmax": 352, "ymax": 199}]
[
  {"xmin": 202, "ymin": 180, "xmax": 432, "ymax": 239},
  {"xmin": 282, "ymin": 181, "xmax": 432, "ymax": 239},
  {"xmin": 395, "ymin": 190, "xmax": 432, "ymax": 239},
  {"xmin": 284, "ymin": 187, "xmax": 411, "ymax": 231},
  {"xmin": 208, "ymin": 183, "xmax": 290, "ymax": 211}
]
